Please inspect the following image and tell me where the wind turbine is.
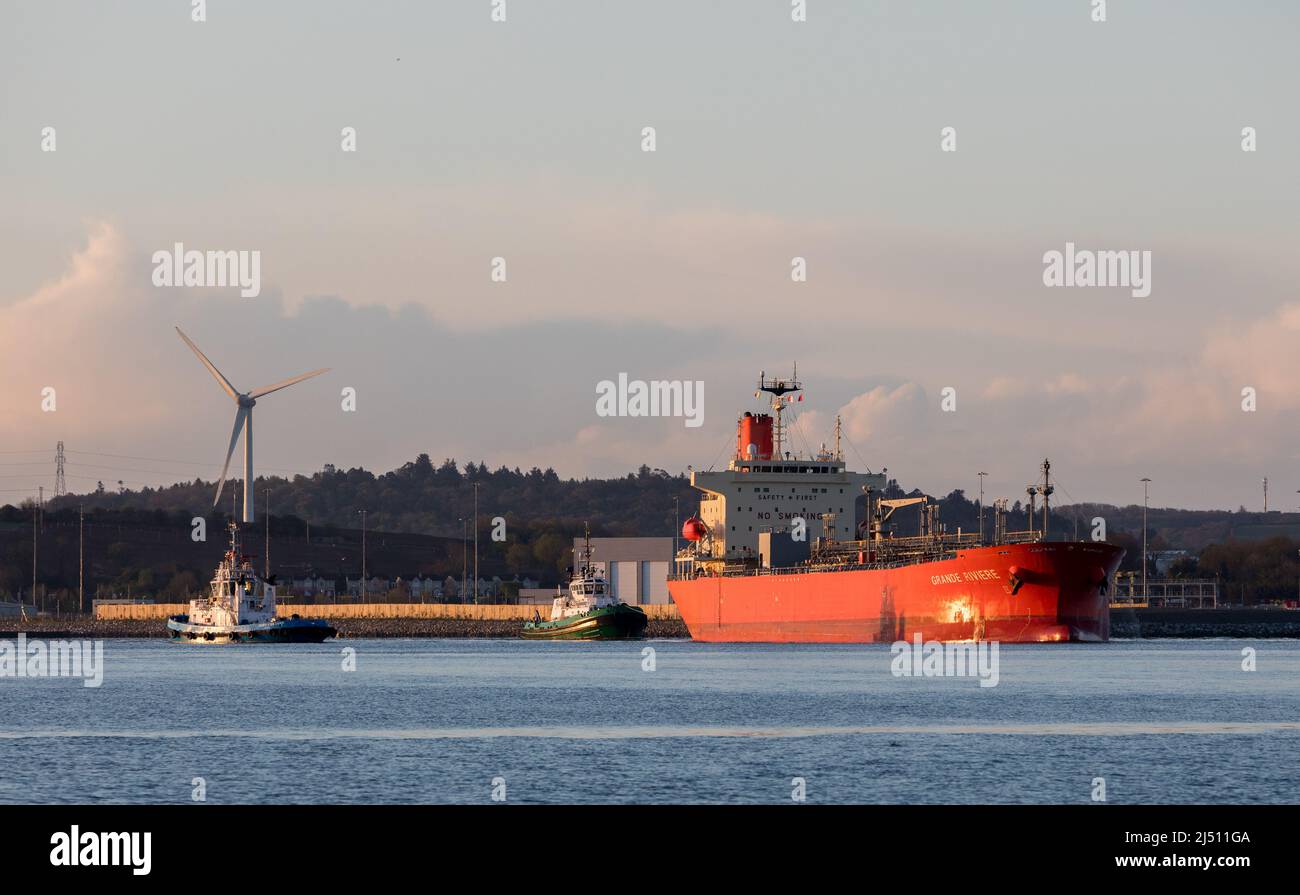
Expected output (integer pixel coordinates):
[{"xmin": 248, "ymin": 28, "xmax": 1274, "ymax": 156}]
[{"xmin": 176, "ymin": 327, "xmax": 329, "ymax": 523}]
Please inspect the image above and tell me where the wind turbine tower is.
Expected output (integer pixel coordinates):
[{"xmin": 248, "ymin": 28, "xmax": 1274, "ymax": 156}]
[{"xmin": 176, "ymin": 327, "xmax": 329, "ymax": 523}]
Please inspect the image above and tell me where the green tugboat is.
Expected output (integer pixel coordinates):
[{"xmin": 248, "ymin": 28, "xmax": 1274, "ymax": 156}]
[{"xmin": 522, "ymin": 528, "xmax": 648, "ymax": 640}]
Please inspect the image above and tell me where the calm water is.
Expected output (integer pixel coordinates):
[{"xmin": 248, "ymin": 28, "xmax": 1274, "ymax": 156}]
[{"xmin": 2, "ymin": 638, "xmax": 1297, "ymax": 804}]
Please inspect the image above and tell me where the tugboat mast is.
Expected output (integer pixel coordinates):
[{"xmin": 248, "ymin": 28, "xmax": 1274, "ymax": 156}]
[{"xmin": 579, "ymin": 522, "xmax": 594, "ymax": 574}]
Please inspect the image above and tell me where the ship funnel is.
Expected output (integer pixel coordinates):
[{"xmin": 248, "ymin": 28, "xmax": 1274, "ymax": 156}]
[{"xmin": 737, "ymin": 412, "xmax": 774, "ymax": 461}]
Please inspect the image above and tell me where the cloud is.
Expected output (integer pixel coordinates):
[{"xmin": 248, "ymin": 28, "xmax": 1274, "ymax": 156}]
[
  {"xmin": 837, "ymin": 383, "xmax": 929, "ymax": 446},
  {"xmin": 812, "ymin": 317, "xmax": 1299, "ymax": 509},
  {"xmin": 0, "ymin": 222, "xmax": 161, "ymax": 434},
  {"xmin": 1203, "ymin": 302, "xmax": 1300, "ymax": 410},
  {"xmin": 982, "ymin": 376, "xmax": 1027, "ymax": 401},
  {"xmin": 1045, "ymin": 373, "xmax": 1090, "ymax": 396}
]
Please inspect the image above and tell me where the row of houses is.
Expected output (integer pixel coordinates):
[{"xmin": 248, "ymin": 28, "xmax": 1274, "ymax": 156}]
[{"xmin": 283, "ymin": 574, "xmax": 540, "ymax": 601}]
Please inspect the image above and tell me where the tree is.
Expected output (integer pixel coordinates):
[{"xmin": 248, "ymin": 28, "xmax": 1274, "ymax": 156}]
[{"xmin": 531, "ymin": 532, "xmax": 570, "ymax": 577}]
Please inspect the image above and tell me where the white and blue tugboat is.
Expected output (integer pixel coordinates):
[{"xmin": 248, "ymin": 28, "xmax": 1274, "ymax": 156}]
[{"xmin": 167, "ymin": 522, "xmax": 336, "ymax": 643}]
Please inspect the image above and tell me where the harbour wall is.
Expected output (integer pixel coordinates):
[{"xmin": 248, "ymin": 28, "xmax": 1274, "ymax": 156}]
[
  {"xmin": 1109, "ymin": 607, "xmax": 1300, "ymax": 639},
  {"xmin": 1, "ymin": 601, "xmax": 687, "ymax": 638},
  {"xmin": 91, "ymin": 602, "xmax": 681, "ymax": 621}
]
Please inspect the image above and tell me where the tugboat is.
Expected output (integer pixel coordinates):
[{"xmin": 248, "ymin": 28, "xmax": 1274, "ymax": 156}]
[
  {"xmin": 522, "ymin": 528, "xmax": 648, "ymax": 640},
  {"xmin": 167, "ymin": 522, "xmax": 336, "ymax": 643}
]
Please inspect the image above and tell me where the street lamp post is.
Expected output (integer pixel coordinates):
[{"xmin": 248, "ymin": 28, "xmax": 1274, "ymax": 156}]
[
  {"xmin": 358, "ymin": 509, "xmax": 367, "ymax": 603},
  {"xmin": 977, "ymin": 471, "xmax": 988, "ymax": 544},
  {"xmin": 459, "ymin": 517, "xmax": 467, "ymax": 602},
  {"xmin": 473, "ymin": 482, "xmax": 480, "ymax": 605},
  {"xmin": 32, "ymin": 500, "xmax": 38, "ymax": 614},
  {"xmin": 1140, "ymin": 478, "xmax": 1151, "ymax": 600},
  {"xmin": 673, "ymin": 496, "xmax": 680, "ymax": 566},
  {"xmin": 79, "ymin": 504, "xmax": 85, "ymax": 615},
  {"xmin": 264, "ymin": 488, "xmax": 271, "ymax": 579}
]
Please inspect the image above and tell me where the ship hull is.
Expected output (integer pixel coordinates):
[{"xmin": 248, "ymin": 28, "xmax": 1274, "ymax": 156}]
[
  {"xmin": 669, "ymin": 542, "xmax": 1123, "ymax": 643},
  {"xmin": 166, "ymin": 615, "xmax": 337, "ymax": 644},
  {"xmin": 521, "ymin": 604, "xmax": 649, "ymax": 640}
]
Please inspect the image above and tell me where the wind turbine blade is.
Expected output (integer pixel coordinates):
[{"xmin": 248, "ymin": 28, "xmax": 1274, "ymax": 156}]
[
  {"xmin": 212, "ymin": 406, "xmax": 249, "ymax": 507},
  {"xmin": 176, "ymin": 327, "xmax": 239, "ymax": 401},
  {"xmin": 248, "ymin": 368, "xmax": 330, "ymax": 399}
]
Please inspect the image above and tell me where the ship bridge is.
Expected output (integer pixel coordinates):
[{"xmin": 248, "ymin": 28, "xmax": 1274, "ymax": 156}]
[{"xmin": 692, "ymin": 460, "xmax": 884, "ymax": 559}]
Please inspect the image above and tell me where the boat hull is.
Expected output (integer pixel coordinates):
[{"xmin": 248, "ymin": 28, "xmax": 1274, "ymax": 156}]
[
  {"xmin": 668, "ymin": 542, "xmax": 1123, "ymax": 643},
  {"xmin": 166, "ymin": 615, "xmax": 337, "ymax": 644},
  {"xmin": 521, "ymin": 604, "xmax": 649, "ymax": 640}
]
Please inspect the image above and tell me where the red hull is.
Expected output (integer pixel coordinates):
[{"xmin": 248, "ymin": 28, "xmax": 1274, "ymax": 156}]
[{"xmin": 669, "ymin": 542, "xmax": 1124, "ymax": 643}]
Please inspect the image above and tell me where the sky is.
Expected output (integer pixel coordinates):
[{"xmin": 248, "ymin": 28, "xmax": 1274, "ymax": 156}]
[{"xmin": 1, "ymin": 1, "xmax": 1298, "ymax": 512}]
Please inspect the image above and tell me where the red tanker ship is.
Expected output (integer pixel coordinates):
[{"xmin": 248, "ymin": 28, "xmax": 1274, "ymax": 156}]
[{"xmin": 668, "ymin": 370, "xmax": 1124, "ymax": 643}]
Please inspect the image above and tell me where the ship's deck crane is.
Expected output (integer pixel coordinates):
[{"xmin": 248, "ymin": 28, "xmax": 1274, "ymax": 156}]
[{"xmin": 867, "ymin": 495, "xmax": 930, "ymax": 542}]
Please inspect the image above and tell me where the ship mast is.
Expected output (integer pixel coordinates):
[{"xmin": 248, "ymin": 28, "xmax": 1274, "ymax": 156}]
[
  {"xmin": 1040, "ymin": 458, "xmax": 1053, "ymax": 538},
  {"xmin": 756, "ymin": 364, "xmax": 802, "ymax": 460},
  {"xmin": 580, "ymin": 522, "xmax": 594, "ymax": 574}
]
